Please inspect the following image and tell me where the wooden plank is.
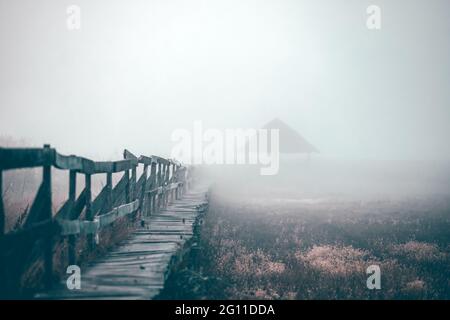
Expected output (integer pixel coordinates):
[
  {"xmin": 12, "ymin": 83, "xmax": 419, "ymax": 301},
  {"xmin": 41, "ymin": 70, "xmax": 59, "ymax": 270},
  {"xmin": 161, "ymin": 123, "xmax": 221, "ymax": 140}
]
[
  {"xmin": 145, "ymin": 184, "xmax": 178, "ymax": 195},
  {"xmin": 97, "ymin": 200, "xmax": 139, "ymax": 228},
  {"xmin": 93, "ymin": 161, "xmax": 114, "ymax": 173},
  {"xmin": 23, "ymin": 182, "xmax": 46, "ymax": 228},
  {"xmin": 55, "ymin": 153, "xmax": 137, "ymax": 174},
  {"xmin": 151, "ymin": 155, "xmax": 170, "ymax": 165},
  {"xmin": 91, "ymin": 185, "xmax": 108, "ymax": 216},
  {"xmin": 55, "ymin": 187, "xmax": 86, "ymax": 221},
  {"xmin": 112, "ymin": 159, "xmax": 137, "ymax": 173},
  {"xmin": 112, "ymin": 173, "xmax": 128, "ymax": 208},
  {"xmin": 59, "ymin": 219, "xmax": 99, "ymax": 236},
  {"xmin": 54, "ymin": 153, "xmax": 95, "ymax": 174},
  {"xmin": 94, "ymin": 160, "xmax": 137, "ymax": 173},
  {"xmin": 55, "ymin": 198, "xmax": 71, "ymax": 220},
  {"xmin": 58, "ymin": 219, "xmax": 81, "ymax": 236},
  {"xmin": 71, "ymin": 188, "xmax": 87, "ymax": 220},
  {"xmin": 117, "ymin": 199, "xmax": 139, "ymax": 217},
  {"xmin": 59, "ymin": 199, "xmax": 139, "ymax": 235},
  {"xmin": 138, "ymin": 155, "xmax": 156, "ymax": 166},
  {"xmin": 0, "ymin": 147, "xmax": 54, "ymax": 170}
]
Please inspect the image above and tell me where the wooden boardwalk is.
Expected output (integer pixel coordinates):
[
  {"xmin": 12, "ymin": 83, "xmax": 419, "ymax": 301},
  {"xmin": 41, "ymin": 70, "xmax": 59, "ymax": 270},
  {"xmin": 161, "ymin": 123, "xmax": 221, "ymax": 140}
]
[{"xmin": 36, "ymin": 184, "xmax": 209, "ymax": 300}]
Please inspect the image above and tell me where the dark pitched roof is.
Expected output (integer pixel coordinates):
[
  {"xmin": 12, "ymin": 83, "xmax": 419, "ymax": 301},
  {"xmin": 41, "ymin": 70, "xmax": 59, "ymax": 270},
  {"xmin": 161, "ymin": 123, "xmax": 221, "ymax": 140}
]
[{"xmin": 262, "ymin": 118, "xmax": 318, "ymax": 154}]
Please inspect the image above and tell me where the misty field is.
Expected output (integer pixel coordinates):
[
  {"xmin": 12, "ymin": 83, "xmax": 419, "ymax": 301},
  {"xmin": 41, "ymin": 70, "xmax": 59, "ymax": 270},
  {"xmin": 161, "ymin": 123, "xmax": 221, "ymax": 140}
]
[{"xmin": 159, "ymin": 190, "xmax": 450, "ymax": 300}]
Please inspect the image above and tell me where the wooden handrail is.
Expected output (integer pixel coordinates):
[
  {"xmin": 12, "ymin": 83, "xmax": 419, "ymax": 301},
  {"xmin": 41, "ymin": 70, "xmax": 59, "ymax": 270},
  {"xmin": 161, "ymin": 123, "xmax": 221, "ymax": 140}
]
[{"xmin": 0, "ymin": 147, "xmax": 55, "ymax": 170}]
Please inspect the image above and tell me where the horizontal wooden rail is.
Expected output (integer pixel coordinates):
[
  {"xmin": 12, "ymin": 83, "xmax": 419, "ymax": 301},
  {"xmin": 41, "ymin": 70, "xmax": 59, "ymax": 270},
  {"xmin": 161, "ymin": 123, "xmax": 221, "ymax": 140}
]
[
  {"xmin": 0, "ymin": 144, "xmax": 191, "ymax": 295},
  {"xmin": 150, "ymin": 155, "xmax": 171, "ymax": 165},
  {"xmin": 0, "ymin": 147, "xmax": 54, "ymax": 170},
  {"xmin": 58, "ymin": 199, "xmax": 139, "ymax": 235},
  {"xmin": 138, "ymin": 155, "xmax": 156, "ymax": 165},
  {"xmin": 55, "ymin": 152, "xmax": 138, "ymax": 174}
]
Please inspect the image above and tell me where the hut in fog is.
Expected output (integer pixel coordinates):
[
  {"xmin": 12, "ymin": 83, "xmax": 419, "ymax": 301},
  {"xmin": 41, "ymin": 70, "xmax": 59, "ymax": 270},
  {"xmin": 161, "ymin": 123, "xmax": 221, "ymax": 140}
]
[{"xmin": 261, "ymin": 118, "xmax": 318, "ymax": 155}]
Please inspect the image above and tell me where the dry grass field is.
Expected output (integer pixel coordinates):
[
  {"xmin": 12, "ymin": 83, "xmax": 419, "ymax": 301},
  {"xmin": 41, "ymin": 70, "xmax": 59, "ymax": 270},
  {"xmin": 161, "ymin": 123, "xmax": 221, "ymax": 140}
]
[{"xmin": 159, "ymin": 187, "xmax": 450, "ymax": 300}]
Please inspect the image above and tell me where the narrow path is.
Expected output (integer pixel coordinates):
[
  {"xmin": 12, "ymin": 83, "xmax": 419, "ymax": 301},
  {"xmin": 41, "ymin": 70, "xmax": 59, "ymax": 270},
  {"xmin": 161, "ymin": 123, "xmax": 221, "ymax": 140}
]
[{"xmin": 37, "ymin": 185, "xmax": 209, "ymax": 300}]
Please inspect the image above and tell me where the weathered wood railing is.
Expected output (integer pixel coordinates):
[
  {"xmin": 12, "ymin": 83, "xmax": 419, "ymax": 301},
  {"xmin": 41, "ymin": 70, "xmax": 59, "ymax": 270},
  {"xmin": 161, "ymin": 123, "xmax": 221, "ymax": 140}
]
[{"xmin": 0, "ymin": 145, "xmax": 191, "ymax": 296}]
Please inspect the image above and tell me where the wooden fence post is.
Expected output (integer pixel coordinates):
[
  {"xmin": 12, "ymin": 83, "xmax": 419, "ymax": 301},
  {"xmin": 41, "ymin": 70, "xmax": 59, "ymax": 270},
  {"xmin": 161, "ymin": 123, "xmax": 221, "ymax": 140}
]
[
  {"xmin": 175, "ymin": 164, "xmax": 179, "ymax": 200},
  {"xmin": 168, "ymin": 164, "xmax": 171, "ymax": 205},
  {"xmin": 130, "ymin": 166, "xmax": 137, "ymax": 222},
  {"xmin": 181, "ymin": 167, "xmax": 185, "ymax": 195},
  {"xmin": 172, "ymin": 163, "xmax": 177, "ymax": 201},
  {"xmin": 144, "ymin": 170, "xmax": 151, "ymax": 217},
  {"xmin": 106, "ymin": 172, "xmax": 113, "ymax": 212},
  {"xmin": 150, "ymin": 161, "xmax": 157, "ymax": 214},
  {"xmin": 0, "ymin": 170, "xmax": 4, "ymax": 237},
  {"xmin": 139, "ymin": 164, "xmax": 148, "ymax": 217},
  {"xmin": 124, "ymin": 170, "xmax": 131, "ymax": 226},
  {"xmin": 0, "ymin": 169, "xmax": 4, "ymax": 291},
  {"xmin": 68, "ymin": 170, "xmax": 77, "ymax": 265},
  {"xmin": 85, "ymin": 173, "xmax": 94, "ymax": 249},
  {"xmin": 43, "ymin": 144, "xmax": 53, "ymax": 289},
  {"xmin": 125, "ymin": 170, "xmax": 130, "ymax": 203},
  {"xmin": 158, "ymin": 162, "xmax": 163, "ymax": 211},
  {"xmin": 185, "ymin": 167, "xmax": 189, "ymax": 193},
  {"xmin": 162, "ymin": 163, "xmax": 167, "ymax": 208},
  {"xmin": 186, "ymin": 167, "xmax": 190, "ymax": 192},
  {"xmin": 165, "ymin": 163, "xmax": 169, "ymax": 207},
  {"xmin": 157, "ymin": 162, "xmax": 162, "ymax": 211},
  {"xmin": 131, "ymin": 166, "xmax": 136, "ymax": 201},
  {"xmin": 167, "ymin": 163, "xmax": 172, "ymax": 205},
  {"xmin": 177, "ymin": 168, "xmax": 182, "ymax": 198},
  {"xmin": 164, "ymin": 163, "xmax": 169, "ymax": 208}
]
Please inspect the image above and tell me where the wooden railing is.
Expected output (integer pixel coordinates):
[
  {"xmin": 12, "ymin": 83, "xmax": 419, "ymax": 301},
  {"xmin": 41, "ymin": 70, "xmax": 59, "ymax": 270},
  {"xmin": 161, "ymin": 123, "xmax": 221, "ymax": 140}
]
[{"xmin": 0, "ymin": 145, "xmax": 191, "ymax": 295}]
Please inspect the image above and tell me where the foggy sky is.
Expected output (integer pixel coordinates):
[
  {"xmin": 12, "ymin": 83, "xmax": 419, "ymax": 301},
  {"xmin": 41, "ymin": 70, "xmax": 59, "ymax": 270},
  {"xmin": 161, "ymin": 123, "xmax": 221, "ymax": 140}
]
[{"xmin": 1, "ymin": 0, "xmax": 449, "ymax": 162}]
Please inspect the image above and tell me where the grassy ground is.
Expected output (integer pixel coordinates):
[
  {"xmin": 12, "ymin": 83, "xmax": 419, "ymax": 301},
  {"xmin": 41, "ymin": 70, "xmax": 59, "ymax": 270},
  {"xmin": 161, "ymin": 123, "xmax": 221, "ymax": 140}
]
[{"xmin": 158, "ymin": 190, "xmax": 450, "ymax": 300}]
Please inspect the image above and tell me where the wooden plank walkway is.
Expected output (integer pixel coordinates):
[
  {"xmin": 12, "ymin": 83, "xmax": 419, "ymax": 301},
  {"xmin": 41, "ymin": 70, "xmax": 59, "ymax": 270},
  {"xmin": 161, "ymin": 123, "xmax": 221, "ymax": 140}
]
[{"xmin": 36, "ymin": 184, "xmax": 209, "ymax": 300}]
